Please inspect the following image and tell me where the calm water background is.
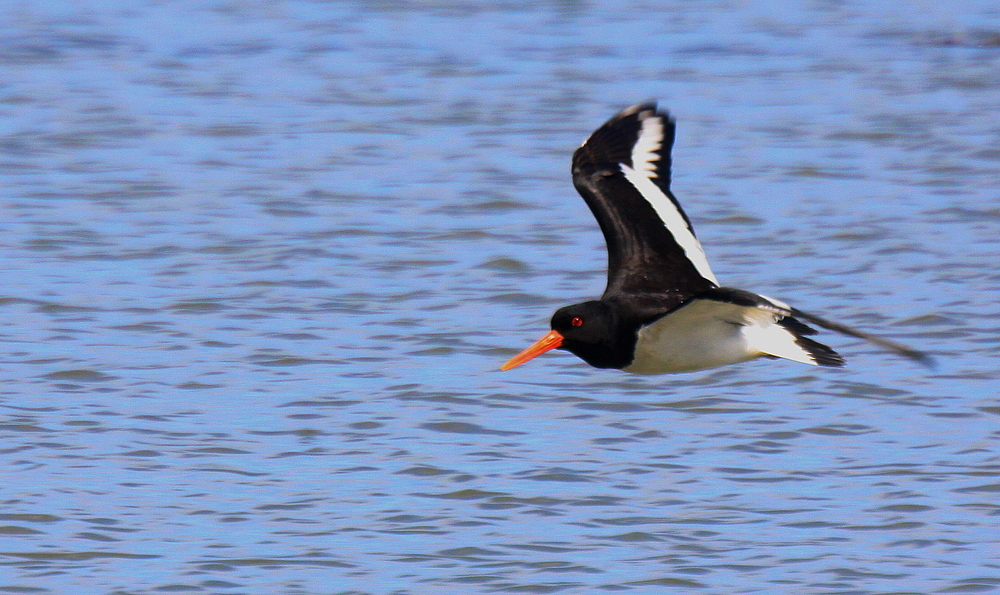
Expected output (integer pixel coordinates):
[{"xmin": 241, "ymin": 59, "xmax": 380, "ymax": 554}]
[{"xmin": 1, "ymin": 0, "xmax": 999, "ymax": 593}]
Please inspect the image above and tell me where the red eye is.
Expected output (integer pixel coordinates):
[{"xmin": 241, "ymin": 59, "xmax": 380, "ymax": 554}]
[{"xmin": 570, "ymin": 317, "xmax": 584, "ymax": 327}]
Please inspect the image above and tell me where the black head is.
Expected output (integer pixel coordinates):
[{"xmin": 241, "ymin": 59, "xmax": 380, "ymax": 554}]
[
  {"xmin": 501, "ymin": 300, "xmax": 639, "ymax": 372},
  {"xmin": 550, "ymin": 300, "xmax": 635, "ymax": 369}
]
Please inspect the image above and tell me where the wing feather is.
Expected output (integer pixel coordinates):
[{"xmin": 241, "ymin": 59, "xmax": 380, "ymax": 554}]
[{"xmin": 571, "ymin": 103, "xmax": 717, "ymax": 303}]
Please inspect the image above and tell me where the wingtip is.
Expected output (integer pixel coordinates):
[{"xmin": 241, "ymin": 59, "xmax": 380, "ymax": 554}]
[
  {"xmin": 604, "ymin": 101, "xmax": 671, "ymax": 127},
  {"xmin": 790, "ymin": 307, "xmax": 937, "ymax": 370},
  {"xmin": 900, "ymin": 348, "xmax": 938, "ymax": 370},
  {"xmin": 620, "ymin": 100, "xmax": 659, "ymax": 116}
]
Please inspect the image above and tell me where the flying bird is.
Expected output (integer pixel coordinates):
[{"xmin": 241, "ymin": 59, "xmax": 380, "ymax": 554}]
[{"xmin": 502, "ymin": 103, "xmax": 931, "ymax": 374}]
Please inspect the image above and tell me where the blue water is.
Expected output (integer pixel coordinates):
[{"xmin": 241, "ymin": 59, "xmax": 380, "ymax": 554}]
[{"xmin": 1, "ymin": 1, "xmax": 999, "ymax": 593}]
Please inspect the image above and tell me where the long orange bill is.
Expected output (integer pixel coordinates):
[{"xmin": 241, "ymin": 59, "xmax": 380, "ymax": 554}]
[{"xmin": 501, "ymin": 330, "xmax": 564, "ymax": 371}]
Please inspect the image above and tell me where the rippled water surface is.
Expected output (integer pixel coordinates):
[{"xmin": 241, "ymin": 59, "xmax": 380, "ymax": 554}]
[{"xmin": 2, "ymin": 1, "xmax": 1000, "ymax": 593}]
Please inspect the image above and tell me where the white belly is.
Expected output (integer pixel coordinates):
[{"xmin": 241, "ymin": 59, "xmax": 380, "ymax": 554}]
[
  {"xmin": 621, "ymin": 297, "xmax": 816, "ymax": 374},
  {"xmin": 624, "ymin": 306, "xmax": 758, "ymax": 374}
]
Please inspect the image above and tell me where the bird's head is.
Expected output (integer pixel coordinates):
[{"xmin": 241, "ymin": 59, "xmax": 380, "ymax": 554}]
[{"xmin": 502, "ymin": 301, "xmax": 632, "ymax": 370}]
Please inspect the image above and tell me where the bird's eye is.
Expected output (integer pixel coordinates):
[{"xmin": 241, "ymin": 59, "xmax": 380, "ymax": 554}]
[{"xmin": 570, "ymin": 317, "xmax": 584, "ymax": 327}]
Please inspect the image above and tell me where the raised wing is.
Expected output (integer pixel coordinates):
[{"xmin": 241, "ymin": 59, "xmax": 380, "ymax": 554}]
[{"xmin": 571, "ymin": 103, "xmax": 718, "ymax": 303}]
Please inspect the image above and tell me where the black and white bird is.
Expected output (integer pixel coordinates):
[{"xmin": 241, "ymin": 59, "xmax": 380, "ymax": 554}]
[{"xmin": 502, "ymin": 102, "xmax": 931, "ymax": 374}]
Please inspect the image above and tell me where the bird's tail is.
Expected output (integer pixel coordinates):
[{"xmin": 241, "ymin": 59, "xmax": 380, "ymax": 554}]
[{"xmin": 790, "ymin": 308, "xmax": 935, "ymax": 368}]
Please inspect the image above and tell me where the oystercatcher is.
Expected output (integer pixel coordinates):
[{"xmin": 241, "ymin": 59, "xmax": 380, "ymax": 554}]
[{"xmin": 502, "ymin": 102, "xmax": 931, "ymax": 374}]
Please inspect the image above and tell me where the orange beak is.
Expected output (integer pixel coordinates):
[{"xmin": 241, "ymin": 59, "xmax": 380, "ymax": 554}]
[{"xmin": 501, "ymin": 330, "xmax": 564, "ymax": 371}]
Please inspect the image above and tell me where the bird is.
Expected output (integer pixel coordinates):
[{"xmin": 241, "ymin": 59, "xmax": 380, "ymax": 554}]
[{"xmin": 501, "ymin": 102, "xmax": 932, "ymax": 375}]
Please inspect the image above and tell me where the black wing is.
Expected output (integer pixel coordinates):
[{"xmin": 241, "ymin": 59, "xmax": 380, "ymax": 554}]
[
  {"xmin": 571, "ymin": 103, "xmax": 718, "ymax": 304},
  {"xmin": 790, "ymin": 306, "xmax": 936, "ymax": 367}
]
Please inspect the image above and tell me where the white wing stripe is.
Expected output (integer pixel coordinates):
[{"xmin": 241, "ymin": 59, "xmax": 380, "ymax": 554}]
[
  {"xmin": 622, "ymin": 162, "xmax": 717, "ymax": 284},
  {"xmin": 630, "ymin": 114, "xmax": 663, "ymax": 175},
  {"xmin": 620, "ymin": 166, "xmax": 718, "ymax": 285},
  {"xmin": 621, "ymin": 116, "xmax": 717, "ymax": 284}
]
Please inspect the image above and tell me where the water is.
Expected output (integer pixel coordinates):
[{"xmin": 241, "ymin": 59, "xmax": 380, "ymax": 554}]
[{"xmin": 1, "ymin": 0, "xmax": 999, "ymax": 593}]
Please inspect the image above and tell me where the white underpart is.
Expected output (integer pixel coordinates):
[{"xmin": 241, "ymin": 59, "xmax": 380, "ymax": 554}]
[
  {"xmin": 741, "ymin": 293, "xmax": 815, "ymax": 364},
  {"xmin": 620, "ymin": 117, "xmax": 718, "ymax": 285},
  {"xmin": 741, "ymin": 323, "xmax": 815, "ymax": 366},
  {"xmin": 624, "ymin": 299, "xmax": 816, "ymax": 374}
]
